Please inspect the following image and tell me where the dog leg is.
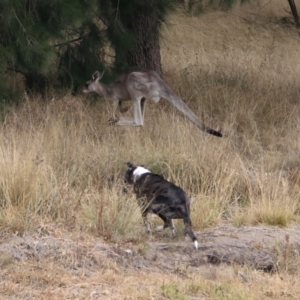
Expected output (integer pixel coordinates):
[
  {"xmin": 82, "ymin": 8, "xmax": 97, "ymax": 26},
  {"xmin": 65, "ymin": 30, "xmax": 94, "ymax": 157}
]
[
  {"xmin": 143, "ymin": 212, "xmax": 151, "ymax": 233},
  {"xmin": 169, "ymin": 219, "xmax": 176, "ymax": 237},
  {"xmin": 155, "ymin": 225, "xmax": 164, "ymax": 232},
  {"xmin": 156, "ymin": 214, "xmax": 171, "ymax": 233},
  {"xmin": 155, "ymin": 215, "xmax": 176, "ymax": 237}
]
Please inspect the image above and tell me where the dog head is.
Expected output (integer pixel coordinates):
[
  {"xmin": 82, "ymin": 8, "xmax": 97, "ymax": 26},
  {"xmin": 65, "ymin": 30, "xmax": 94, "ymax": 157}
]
[{"xmin": 124, "ymin": 162, "xmax": 151, "ymax": 184}]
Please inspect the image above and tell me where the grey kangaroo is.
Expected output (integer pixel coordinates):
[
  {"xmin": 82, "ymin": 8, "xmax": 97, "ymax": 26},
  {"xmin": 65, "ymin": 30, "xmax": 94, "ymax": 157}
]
[{"xmin": 83, "ymin": 70, "xmax": 222, "ymax": 137}]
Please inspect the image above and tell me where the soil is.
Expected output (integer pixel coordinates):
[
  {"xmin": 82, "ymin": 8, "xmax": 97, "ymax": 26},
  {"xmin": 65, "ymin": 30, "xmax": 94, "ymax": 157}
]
[{"xmin": 1, "ymin": 223, "xmax": 299, "ymax": 274}]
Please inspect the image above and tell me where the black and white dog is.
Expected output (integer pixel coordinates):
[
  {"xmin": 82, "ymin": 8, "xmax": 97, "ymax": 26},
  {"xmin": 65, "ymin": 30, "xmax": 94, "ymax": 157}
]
[{"xmin": 124, "ymin": 162, "xmax": 198, "ymax": 249}]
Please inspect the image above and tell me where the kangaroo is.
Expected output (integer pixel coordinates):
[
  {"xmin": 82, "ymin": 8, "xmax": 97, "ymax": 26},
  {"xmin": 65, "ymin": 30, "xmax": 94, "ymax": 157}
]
[
  {"xmin": 124, "ymin": 162, "xmax": 198, "ymax": 249},
  {"xmin": 82, "ymin": 70, "xmax": 222, "ymax": 137}
]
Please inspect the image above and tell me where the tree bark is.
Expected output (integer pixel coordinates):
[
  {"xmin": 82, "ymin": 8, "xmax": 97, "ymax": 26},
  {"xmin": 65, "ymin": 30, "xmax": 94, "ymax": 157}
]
[
  {"xmin": 127, "ymin": 13, "xmax": 162, "ymax": 76},
  {"xmin": 117, "ymin": 0, "xmax": 163, "ymax": 76}
]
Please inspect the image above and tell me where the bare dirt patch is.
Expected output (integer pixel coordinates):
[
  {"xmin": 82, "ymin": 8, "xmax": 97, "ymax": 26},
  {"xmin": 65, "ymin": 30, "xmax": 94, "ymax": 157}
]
[
  {"xmin": 0, "ymin": 224, "xmax": 300, "ymax": 299},
  {"xmin": 1, "ymin": 224, "xmax": 299, "ymax": 273}
]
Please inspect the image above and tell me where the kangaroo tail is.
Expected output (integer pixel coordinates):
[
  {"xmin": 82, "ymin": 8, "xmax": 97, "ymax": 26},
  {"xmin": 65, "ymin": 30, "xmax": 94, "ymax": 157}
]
[
  {"xmin": 206, "ymin": 128, "xmax": 222, "ymax": 137},
  {"xmin": 162, "ymin": 88, "xmax": 222, "ymax": 137}
]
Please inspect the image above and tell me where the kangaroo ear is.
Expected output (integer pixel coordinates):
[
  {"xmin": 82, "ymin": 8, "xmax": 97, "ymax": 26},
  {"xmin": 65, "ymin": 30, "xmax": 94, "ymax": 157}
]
[
  {"xmin": 92, "ymin": 70, "xmax": 104, "ymax": 82},
  {"xmin": 92, "ymin": 71, "xmax": 99, "ymax": 81},
  {"xmin": 99, "ymin": 70, "xmax": 104, "ymax": 80},
  {"xmin": 126, "ymin": 162, "xmax": 136, "ymax": 170}
]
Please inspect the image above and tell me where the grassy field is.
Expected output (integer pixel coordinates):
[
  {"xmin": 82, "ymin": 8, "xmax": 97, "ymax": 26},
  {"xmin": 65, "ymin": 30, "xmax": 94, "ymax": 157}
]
[{"xmin": 1, "ymin": 1, "xmax": 300, "ymax": 299}]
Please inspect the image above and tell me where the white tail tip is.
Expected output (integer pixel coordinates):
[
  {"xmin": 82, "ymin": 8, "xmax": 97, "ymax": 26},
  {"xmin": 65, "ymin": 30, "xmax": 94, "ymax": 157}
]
[{"xmin": 194, "ymin": 240, "xmax": 198, "ymax": 250}]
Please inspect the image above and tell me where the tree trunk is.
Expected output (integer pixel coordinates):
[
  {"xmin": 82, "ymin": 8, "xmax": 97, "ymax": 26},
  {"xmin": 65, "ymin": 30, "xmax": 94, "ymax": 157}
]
[
  {"xmin": 117, "ymin": 0, "xmax": 163, "ymax": 76},
  {"xmin": 127, "ymin": 13, "xmax": 162, "ymax": 76}
]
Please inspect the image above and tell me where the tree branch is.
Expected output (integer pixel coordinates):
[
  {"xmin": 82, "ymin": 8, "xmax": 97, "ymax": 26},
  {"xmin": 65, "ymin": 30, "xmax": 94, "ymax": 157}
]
[
  {"xmin": 54, "ymin": 36, "xmax": 83, "ymax": 47},
  {"xmin": 6, "ymin": 66, "xmax": 26, "ymax": 76}
]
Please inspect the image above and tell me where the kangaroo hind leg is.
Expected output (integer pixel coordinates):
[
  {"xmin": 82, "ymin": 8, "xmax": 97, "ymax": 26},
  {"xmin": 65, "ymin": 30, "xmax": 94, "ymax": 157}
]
[
  {"xmin": 132, "ymin": 97, "xmax": 144, "ymax": 126},
  {"xmin": 141, "ymin": 98, "xmax": 146, "ymax": 120},
  {"xmin": 108, "ymin": 99, "xmax": 135, "ymax": 126}
]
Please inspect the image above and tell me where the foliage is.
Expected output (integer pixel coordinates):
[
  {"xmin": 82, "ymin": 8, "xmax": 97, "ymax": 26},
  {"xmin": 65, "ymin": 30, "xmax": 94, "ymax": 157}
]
[
  {"xmin": 0, "ymin": 0, "xmax": 103, "ymax": 97},
  {"xmin": 0, "ymin": 0, "xmax": 250, "ymax": 102}
]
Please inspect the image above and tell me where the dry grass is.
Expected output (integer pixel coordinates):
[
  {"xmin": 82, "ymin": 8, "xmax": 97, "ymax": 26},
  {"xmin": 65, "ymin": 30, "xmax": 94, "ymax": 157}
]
[
  {"xmin": 0, "ymin": 251, "xmax": 299, "ymax": 299},
  {"xmin": 1, "ymin": 0, "xmax": 300, "ymax": 298}
]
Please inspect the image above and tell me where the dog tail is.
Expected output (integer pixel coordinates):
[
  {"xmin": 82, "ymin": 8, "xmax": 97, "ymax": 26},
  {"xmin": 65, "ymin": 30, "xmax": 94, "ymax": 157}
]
[
  {"xmin": 188, "ymin": 228, "xmax": 198, "ymax": 250},
  {"xmin": 183, "ymin": 214, "xmax": 198, "ymax": 250}
]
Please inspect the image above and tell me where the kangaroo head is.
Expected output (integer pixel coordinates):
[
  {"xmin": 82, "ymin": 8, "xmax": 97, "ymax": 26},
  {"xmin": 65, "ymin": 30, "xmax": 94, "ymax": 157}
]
[{"xmin": 82, "ymin": 70, "xmax": 104, "ymax": 94}]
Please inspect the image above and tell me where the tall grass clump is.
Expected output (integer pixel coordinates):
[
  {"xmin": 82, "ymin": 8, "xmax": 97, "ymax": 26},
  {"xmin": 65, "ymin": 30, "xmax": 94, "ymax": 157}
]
[{"xmin": 78, "ymin": 186, "xmax": 143, "ymax": 240}]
